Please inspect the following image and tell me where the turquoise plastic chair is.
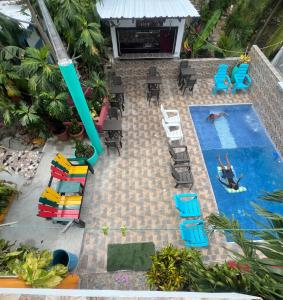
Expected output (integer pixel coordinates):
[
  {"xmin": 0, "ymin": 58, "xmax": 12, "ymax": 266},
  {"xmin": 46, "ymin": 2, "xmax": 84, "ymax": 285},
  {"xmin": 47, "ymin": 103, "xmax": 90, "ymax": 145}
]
[
  {"xmin": 180, "ymin": 219, "xmax": 209, "ymax": 248},
  {"xmin": 217, "ymin": 64, "xmax": 229, "ymax": 75},
  {"xmin": 174, "ymin": 193, "xmax": 201, "ymax": 218},
  {"xmin": 231, "ymin": 63, "xmax": 249, "ymax": 82},
  {"xmin": 232, "ymin": 72, "xmax": 252, "ymax": 94},
  {"xmin": 212, "ymin": 74, "xmax": 231, "ymax": 95}
]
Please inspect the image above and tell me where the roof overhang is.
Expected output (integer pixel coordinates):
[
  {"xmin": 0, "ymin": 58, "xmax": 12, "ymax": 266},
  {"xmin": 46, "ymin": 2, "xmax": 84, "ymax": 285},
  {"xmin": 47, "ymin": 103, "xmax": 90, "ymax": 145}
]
[{"xmin": 97, "ymin": 0, "xmax": 199, "ymax": 20}]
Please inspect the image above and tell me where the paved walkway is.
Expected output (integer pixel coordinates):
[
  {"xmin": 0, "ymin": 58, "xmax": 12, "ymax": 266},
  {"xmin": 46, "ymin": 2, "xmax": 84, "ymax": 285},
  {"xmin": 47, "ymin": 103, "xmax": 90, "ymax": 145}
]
[{"xmin": 78, "ymin": 78, "xmax": 250, "ymax": 289}]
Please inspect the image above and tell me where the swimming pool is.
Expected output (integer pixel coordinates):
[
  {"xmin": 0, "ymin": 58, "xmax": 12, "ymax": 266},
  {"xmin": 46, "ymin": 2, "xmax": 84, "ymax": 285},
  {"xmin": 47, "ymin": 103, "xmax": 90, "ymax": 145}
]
[{"xmin": 189, "ymin": 104, "xmax": 283, "ymax": 240}]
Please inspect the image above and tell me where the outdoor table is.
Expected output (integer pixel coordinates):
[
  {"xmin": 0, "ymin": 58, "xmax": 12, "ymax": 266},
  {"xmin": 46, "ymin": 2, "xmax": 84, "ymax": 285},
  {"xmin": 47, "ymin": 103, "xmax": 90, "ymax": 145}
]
[
  {"xmin": 181, "ymin": 67, "xmax": 196, "ymax": 77},
  {"xmin": 178, "ymin": 67, "xmax": 196, "ymax": 88},
  {"xmin": 103, "ymin": 119, "xmax": 123, "ymax": 138},
  {"xmin": 147, "ymin": 74, "xmax": 162, "ymax": 89}
]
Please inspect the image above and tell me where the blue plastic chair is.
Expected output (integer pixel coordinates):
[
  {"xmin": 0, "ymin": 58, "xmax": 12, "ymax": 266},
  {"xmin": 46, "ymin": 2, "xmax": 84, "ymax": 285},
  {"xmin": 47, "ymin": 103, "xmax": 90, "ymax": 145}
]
[
  {"xmin": 217, "ymin": 64, "xmax": 229, "ymax": 75},
  {"xmin": 231, "ymin": 63, "xmax": 249, "ymax": 82},
  {"xmin": 232, "ymin": 72, "xmax": 252, "ymax": 94},
  {"xmin": 212, "ymin": 74, "xmax": 231, "ymax": 95},
  {"xmin": 174, "ymin": 193, "xmax": 201, "ymax": 218},
  {"xmin": 180, "ymin": 219, "xmax": 209, "ymax": 248}
]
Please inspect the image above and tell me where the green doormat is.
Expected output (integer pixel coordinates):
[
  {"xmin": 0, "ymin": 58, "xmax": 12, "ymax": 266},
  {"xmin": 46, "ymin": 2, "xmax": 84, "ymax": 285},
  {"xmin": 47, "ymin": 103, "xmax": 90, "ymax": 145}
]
[{"xmin": 107, "ymin": 242, "xmax": 155, "ymax": 272}]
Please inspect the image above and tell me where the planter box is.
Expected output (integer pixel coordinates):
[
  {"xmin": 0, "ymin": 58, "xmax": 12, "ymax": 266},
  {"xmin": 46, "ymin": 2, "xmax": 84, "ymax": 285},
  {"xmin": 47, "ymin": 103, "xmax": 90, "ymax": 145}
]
[
  {"xmin": 0, "ymin": 194, "xmax": 15, "ymax": 224},
  {"xmin": 64, "ymin": 101, "xmax": 110, "ymax": 133},
  {"xmin": 66, "ymin": 86, "xmax": 94, "ymax": 107},
  {"xmin": 94, "ymin": 101, "xmax": 110, "ymax": 132},
  {"xmin": 0, "ymin": 274, "xmax": 79, "ymax": 289}
]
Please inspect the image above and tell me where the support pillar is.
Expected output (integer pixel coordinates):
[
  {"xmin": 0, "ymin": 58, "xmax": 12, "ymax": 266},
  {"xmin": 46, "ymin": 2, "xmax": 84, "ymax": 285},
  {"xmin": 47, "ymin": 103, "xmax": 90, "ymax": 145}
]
[{"xmin": 59, "ymin": 60, "xmax": 103, "ymax": 155}]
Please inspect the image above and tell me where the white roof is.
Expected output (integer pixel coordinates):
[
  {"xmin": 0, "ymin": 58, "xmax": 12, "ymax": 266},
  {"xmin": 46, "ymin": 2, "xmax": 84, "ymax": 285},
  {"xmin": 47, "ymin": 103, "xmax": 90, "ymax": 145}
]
[
  {"xmin": 97, "ymin": 0, "xmax": 199, "ymax": 19},
  {"xmin": 0, "ymin": 0, "xmax": 32, "ymax": 29}
]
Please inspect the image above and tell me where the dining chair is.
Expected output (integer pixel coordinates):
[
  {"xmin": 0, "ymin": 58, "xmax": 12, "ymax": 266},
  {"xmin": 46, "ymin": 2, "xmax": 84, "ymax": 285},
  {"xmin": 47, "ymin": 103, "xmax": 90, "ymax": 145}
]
[
  {"xmin": 170, "ymin": 164, "xmax": 194, "ymax": 189},
  {"xmin": 104, "ymin": 134, "xmax": 122, "ymax": 156},
  {"xmin": 147, "ymin": 88, "xmax": 160, "ymax": 106},
  {"xmin": 108, "ymin": 107, "xmax": 120, "ymax": 120},
  {"xmin": 168, "ymin": 143, "xmax": 190, "ymax": 165}
]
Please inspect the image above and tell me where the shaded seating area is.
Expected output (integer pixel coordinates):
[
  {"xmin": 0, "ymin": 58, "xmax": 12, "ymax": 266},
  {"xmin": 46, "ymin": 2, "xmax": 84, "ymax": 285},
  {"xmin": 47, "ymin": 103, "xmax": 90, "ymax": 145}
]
[{"xmin": 174, "ymin": 193, "xmax": 201, "ymax": 218}]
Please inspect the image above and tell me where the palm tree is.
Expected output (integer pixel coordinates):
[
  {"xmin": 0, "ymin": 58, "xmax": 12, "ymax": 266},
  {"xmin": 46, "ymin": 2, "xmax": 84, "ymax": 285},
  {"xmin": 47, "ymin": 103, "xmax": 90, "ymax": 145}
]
[
  {"xmin": 207, "ymin": 190, "xmax": 283, "ymax": 286},
  {"xmin": 74, "ymin": 16, "xmax": 104, "ymax": 58},
  {"xmin": 19, "ymin": 46, "xmax": 60, "ymax": 93},
  {"xmin": 0, "ymin": 13, "xmax": 26, "ymax": 48}
]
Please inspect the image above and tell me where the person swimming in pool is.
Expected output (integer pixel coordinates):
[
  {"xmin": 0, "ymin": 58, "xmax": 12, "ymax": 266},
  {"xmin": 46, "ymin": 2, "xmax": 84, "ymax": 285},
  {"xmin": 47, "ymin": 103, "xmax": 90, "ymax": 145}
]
[
  {"xmin": 207, "ymin": 112, "xmax": 228, "ymax": 122},
  {"xmin": 216, "ymin": 153, "xmax": 243, "ymax": 190}
]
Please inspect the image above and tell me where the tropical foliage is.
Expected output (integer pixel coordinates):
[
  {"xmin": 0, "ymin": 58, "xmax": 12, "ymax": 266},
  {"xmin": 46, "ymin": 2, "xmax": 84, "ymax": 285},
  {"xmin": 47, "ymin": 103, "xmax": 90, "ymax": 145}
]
[
  {"xmin": 0, "ymin": 13, "xmax": 26, "ymax": 48},
  {"xmin": 44, "ymin": 0, "xmax": 105, "ymax": 75},
  {"xmin": 0, "ymin": 239, "xmax": 68, "ymax": 288},
  {"xmin": 0, "ymin": 0, "xmax": 107, "ymax": 140},
  {"xmin": 183, "ymin": 0, "xmax": 283, "ymax": 59},
  {"xmin": 191, "ymin": 10, "xmax": 221, "ymax": 57},
  {"xmin": 147, "ymin": 190, "xmax": 283, "ymax": 299}
]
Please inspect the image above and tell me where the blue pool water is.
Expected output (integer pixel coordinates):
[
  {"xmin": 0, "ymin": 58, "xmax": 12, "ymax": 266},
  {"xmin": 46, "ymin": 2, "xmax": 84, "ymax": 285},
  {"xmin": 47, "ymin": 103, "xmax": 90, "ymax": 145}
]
[{"xmin": 190, "ymin": 104, "xmax": 283, "ymax": 240}]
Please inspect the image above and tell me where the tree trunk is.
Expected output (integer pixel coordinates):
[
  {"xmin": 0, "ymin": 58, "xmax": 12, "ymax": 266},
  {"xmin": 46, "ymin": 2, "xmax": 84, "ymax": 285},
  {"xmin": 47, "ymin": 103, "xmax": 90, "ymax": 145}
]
[{"xmin": 24, "ymin": 0, "xmax": 57, "ymax": 61}]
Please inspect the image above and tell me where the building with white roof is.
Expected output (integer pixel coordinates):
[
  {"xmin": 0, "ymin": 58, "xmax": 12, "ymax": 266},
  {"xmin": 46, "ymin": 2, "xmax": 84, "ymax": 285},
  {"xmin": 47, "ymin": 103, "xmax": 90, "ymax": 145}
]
[{"xmin": 97, "ymin": 0, "xmax": 199, "ymax": 59}]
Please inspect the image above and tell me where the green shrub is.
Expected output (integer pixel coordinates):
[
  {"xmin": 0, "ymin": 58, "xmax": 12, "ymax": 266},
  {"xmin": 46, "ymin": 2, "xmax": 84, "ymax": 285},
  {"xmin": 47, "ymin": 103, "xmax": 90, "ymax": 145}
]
[{"xmin": 146, "ymin": 244, "xmax": 202, "ymax": 291}]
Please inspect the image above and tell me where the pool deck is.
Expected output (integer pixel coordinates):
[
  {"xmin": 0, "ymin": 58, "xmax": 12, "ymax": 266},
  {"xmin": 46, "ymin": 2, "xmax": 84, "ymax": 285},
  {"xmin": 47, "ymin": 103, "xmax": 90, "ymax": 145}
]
[{"xmin": 78, "ymin": 78, "xmax": 251, "ymax": 289}]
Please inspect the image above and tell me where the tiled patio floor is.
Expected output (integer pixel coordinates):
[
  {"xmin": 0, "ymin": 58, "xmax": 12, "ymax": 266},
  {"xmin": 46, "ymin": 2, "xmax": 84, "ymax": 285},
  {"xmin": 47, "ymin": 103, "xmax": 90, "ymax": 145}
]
[{"xmin": 78, "ymin": 78, "xmax": 251, "ymax": 289}]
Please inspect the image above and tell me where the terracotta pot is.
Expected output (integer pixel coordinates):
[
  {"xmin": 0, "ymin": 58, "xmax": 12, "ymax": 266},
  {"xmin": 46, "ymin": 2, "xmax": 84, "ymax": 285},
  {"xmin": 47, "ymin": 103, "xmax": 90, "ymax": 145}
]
[
  {"xmin": 0, "ymin": 194, "xmax": 15, "ymax": 224},
  {"xmin": 0, "ymin": 274, "xmax": 79, "ymax": 289},
  {"xmin": 66, "ymin": 95, "xmax": 74, "ymax": 107},
  {"xmin": 53, "ymin": 127, "xmax": 69, "ymax": 141},
  {"xmin": 68, "ymin": 126, "xmax": 85, "ymax": 141}
]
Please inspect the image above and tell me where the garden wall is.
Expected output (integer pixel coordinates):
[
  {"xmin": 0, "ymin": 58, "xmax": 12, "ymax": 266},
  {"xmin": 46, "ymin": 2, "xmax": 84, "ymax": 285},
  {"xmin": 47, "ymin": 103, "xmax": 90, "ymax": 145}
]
[
  {"xmin": 113, "ymin": 57, "xmax": 238, "ymax": 80},
  {"xmin": 248, "ymin": 45, "xmax": 283, "ymax": 154}
]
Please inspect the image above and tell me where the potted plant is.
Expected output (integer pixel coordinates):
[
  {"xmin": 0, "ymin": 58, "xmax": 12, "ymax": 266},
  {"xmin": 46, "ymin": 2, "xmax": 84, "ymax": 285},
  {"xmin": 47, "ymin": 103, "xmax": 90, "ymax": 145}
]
[
  {"xmin": 0, "ymin": 240, "xmax": 79, "ymax": 289},
  {"xmin": 51, "ymin": 120, "xmax": 68, "ymax": 141},
  {"xmin": 0, "ymin": 180, "xmax": 17, "ymax": 223},
  {"xmin": 75, "ymin": 141, "xmax": 98, "ymax": 165},
  {"xmin": 67, "ymin": 119, "xmax": 84, "ymax": 141}
]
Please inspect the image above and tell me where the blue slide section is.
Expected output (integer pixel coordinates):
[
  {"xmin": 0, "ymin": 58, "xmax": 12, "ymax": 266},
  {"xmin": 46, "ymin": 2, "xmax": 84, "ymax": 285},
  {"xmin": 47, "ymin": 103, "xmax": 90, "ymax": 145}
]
[{"xmin": 212, "ymin": 111, "xmax": 236, "ymax": 149}]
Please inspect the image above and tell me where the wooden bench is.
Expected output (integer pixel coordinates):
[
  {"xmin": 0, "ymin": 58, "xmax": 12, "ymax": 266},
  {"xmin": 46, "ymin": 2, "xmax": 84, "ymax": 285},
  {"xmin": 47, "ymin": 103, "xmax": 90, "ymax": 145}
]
[{"xmin": 37, "ymin": 153, "xmax": 94, "ymax": 228}]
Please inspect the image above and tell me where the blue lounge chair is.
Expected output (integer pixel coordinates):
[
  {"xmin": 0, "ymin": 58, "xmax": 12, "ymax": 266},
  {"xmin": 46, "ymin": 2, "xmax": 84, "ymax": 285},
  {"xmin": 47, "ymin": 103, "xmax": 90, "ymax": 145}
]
[
  {"xmin": 212, "ymin": 74, "xmax": 231, "ymax": 95},
  {"xmin": 180, "ymin": 219, "xmax": 209, "ymax": 248},
  {"xmin": 232, "ymin": 72, "xmax": 252, "ymax": 94},
  {"xmin": 174, "ymin": 193, "xmax": 201, "ymax": 218}
]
